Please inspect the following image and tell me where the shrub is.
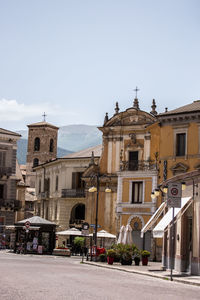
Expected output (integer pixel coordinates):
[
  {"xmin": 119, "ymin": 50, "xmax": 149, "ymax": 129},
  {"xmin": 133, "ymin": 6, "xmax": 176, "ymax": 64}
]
[
  {"xmin": 74, "ymin": 237, "xmax": 85, "ymax": 254},
  {"xmin": 141, "ymin": 250, "xmax": 150, "ymax": 258},
  {"xmin": 99, "ymin": 253, "xmax": 106, "ymax": 262},
  {"xmin": 107, "ymin": 249, "xmax": 116, "ymax": 258}
]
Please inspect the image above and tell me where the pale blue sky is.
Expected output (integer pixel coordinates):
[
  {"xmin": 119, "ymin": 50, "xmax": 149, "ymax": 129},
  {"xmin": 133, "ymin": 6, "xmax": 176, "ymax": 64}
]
[{"xmin": 0, "ymin": 0, "xmax": 200, "ymax": 130}]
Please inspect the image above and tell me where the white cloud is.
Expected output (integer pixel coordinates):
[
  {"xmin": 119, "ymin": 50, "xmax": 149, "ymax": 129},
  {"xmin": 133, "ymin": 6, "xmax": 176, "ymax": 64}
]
[{"xmin": 0, "ymin": 98, "xmax": 77, "ymax": 122}]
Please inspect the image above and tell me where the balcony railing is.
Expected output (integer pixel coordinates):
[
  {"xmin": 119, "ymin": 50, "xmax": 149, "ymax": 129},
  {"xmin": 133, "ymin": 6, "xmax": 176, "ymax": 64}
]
[
  {"xmin": 69, "ymin": 219, "xmax": 84, "ymax": 225},
  {"xmin": 61, "ymin": 189, "xmax": 85, "ymax": 198},
  {"xmin": 0, "ymin": 167, "xmax": 12, "ymax": 177},
  {"xmin": 38, "ymin": 192, "xmax": 49, "ymax": 199},
  {"xmin": 120, "ymin": 160, "xmax": 157, "ymax": 171},
  {"xmin": 0, "ymin": 199, "xmax": 22, "ymax": 210}
]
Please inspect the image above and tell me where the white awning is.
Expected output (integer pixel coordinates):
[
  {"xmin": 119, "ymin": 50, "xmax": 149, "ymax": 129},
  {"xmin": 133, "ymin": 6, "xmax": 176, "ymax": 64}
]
[
  {"xmin": 153, "ymin": 197, "xmax": 192, "ymax": 238},
  {"xmin": 89, "ymin": 230, "xmax": 116, "ymax": 239},
  {"xmin": 141, "ymin": 202, "xmax": 166, "ymax": 238},
  {"xmin": 56, "ymin": 227, "xmax": 83, "ymax": 236}
]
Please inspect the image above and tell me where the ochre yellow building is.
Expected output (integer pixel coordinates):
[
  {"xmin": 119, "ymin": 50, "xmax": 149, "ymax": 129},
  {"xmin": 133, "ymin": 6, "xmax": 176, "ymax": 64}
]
[{"xmin": 82, "ymin": 98, "xmax": 162, "ymax": 257}]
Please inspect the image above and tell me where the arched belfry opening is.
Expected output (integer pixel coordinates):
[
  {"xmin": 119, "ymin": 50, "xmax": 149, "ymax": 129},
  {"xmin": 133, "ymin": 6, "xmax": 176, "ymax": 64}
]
[
  {"xmin": 49, "ymin": 139, "xmax": 54, "ymax": 152},
  {"xmin": 70, "ymin": 203, "xmax": 85, "ymax": 226},
  {"xmin": 34, "ymin": 137, "xmax": 40, "ymax": 151},
  {"xmin": 33, "ymin": 158, "xmax": 39, "ymax": 167}
]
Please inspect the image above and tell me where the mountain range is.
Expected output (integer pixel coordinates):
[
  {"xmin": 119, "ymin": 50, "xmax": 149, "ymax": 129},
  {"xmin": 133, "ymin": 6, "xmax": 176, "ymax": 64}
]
[{"xmin": 17, "ymin": 124, "xmax": 102, "ymax": 164}]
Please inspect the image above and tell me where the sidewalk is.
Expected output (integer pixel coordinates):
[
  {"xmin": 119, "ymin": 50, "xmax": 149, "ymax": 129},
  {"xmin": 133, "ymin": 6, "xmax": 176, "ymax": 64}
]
[{"xmin": 83, "ymin": 259, "xmax": 200, "ymax": 287}]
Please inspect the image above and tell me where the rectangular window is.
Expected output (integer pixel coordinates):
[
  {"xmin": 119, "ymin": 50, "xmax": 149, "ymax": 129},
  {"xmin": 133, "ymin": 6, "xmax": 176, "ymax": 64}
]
[
  {"xmin": 72, "ymin": 172, "xmax": 84, "ymax": 189},
  {"xmin": 129, "ymin": 151, "xmax": 138, "ymax": 171},
  {"xmin": 176, "ymin": 133, "xmax": 186, "ymax": 156},
  {"xmin": 0, "ymin": 184, "xmax": 4, "ymax": 199},
  {"xmin": 132, "ymin": 182, "xmax": 143, "ymax": 203},
  {"xmin": 55, "ymin": 176, "xmax": 58, "ymax": 191},
  {"xmin": 0, "ymin": 152, "xmax": 6, "ymax": 167}
]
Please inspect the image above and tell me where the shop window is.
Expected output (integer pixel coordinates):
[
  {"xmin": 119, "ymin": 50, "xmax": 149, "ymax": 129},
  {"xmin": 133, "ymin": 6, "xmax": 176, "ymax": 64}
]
[
  {"xmin": 49, "ymin": 139, "xmax": 54, "ymax": 152},
  {"xmin": 132, "ymin": 182, "xmax": 143, "ymax": 203},
  {"xmin": 176, "ymin": 133, "xmax": 186, "ymax": 156},
  {"xmin": 34, "ymin": 137, "xmax": 40, "ymax": 151}
]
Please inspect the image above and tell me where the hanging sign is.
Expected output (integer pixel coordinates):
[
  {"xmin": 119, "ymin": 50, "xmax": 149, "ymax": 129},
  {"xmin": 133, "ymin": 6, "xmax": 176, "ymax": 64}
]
[{"xmin": 25, "ymin": 221, "xmax": 31, "ymax": 229}]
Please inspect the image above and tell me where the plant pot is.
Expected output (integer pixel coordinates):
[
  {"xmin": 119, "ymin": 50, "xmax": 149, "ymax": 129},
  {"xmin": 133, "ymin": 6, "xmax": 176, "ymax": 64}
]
[
  {"xmin": 121, "ymin": 258, "xmax": 132, "ymax": 265},
  {"xmin": 107, "ymin": 256, "xmax": 114, "ymax": 265},
  {"xmin": 142, "ymin": 257, "xmax": 148, "ymax": 266},
  {"xmin": 134, "ymin": 257, "xmax": 140, "ymax": 266}
]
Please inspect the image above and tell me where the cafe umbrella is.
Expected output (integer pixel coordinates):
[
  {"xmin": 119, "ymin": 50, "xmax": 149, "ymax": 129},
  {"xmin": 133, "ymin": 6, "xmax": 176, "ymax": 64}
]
[
  {"xmin": 122, "ymin": 224, "xmax": 133, "ymax": 245},
  {"xmin": 117, "ymin": 225, "xmax": 125, "ymax": 244}
]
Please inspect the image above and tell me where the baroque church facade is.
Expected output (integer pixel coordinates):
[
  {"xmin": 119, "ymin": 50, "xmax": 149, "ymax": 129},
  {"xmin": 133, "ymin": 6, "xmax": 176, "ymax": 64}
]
[
  {"xmin": 32, "ymin": 96, "xmax": 163, "ymax": 257},
  {"xmin": 30, "ymin": 96, "xmax": 200, "ymax": 271}
]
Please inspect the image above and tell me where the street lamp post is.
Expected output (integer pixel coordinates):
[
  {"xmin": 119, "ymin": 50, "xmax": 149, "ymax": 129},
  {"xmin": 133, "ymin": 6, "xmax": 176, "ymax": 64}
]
[
  {"xmin": 89, "ymin": 174, "xmax": 111, "ymax": 262},
  {"xmin": 94, "ymin": 175, "xmax": 99, "ymax": 261},
  {"xmin": 88, "ymin": 175, "xmax": 99, "ymax": 262}
]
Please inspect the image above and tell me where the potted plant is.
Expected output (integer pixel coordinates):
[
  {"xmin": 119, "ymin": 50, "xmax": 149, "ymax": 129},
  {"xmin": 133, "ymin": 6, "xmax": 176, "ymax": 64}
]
[
  {"xmin": 107, "ymin": 249, "xmax": 116, "ymax": 265},
  {"xmin": 99, "ymin": 253, "xmax": 106, "ymax": 262},
  {"xmin": 121, "ymin": 251, "xmax": 132, "ymax": 265},
  {"xmin": 141, "ymin": 250, "xmax": 150, "ymax": 266},
  {"xmin": 133, "ymin": 249, "xmax": 141, "ymax": 266}
]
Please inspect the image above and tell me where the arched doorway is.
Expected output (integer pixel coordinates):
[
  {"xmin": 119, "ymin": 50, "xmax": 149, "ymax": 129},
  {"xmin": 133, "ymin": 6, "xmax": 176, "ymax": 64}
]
[
  {"xmin": 70, "ymin": 203, "xmax": 85, "ymax": 226},
  {"xmin": 129, "ymin": 216, "xmax": 151, "ymax": 252}
]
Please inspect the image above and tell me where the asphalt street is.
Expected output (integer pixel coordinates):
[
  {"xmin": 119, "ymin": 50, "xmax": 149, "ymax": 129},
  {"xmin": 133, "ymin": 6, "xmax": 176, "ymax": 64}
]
[{"xmin": 0, "ymin": 251, "xmax": 199, "ymax": 300}]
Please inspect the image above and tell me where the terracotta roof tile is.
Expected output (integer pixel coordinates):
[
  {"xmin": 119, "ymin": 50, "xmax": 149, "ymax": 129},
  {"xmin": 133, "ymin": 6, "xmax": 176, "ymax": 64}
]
[{"xmin": 159, "ymin": 101, "xmax": 200, "ymax": 116}]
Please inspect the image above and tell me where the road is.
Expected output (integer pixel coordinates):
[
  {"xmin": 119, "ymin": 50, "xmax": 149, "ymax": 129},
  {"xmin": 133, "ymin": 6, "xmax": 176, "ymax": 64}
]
[{"xmin": 0, "ymin": 251, "xmax": 199, "ymax": 300}]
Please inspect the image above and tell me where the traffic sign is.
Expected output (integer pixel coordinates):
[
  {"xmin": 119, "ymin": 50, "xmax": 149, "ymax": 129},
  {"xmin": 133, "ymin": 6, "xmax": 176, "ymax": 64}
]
[
  {"xmin": 167, "ymin": 183, "xmax": 182, "ymax": 208},
  {"xmin": 82, "ymin": 222, "xmax": 89, "ymax": 230},
  {"xmin": 25, "ymin": 221, "xmax": 30, "ymax": 229},
  {"xmin": 90, "ymin": 224, "xmax": 101, "ymax": 228},
  {"xmin": 167, "ymin": 197, "xmax": 181, "ymax": 208},
  {"xmin": 168, "ymin": 183, "xmax": 182, "ymax": 198}
]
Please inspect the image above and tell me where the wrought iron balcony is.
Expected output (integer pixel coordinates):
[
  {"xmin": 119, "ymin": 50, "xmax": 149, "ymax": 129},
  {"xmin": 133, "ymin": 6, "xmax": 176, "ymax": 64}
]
[
  {"xmin": 38, "ymin": 192, "xmax": 49, "ymax": 199},
  {"xmin": 0, "ymin": 167, "xmax": 12, "ymax": 177},
  {"xmin": 120, "ymin": 160, "xmax": 157, "ymax": 171},
  {"xmin": 69, "ymin": 219, "xmax": 84, "ymax": 225},
  {"xmin": 0, "ymin": 199, "xmax": 22, "ymax": 210},
  {"xmin": 61, "ymin": 189, "xmax": 85, "ymax": 198}
]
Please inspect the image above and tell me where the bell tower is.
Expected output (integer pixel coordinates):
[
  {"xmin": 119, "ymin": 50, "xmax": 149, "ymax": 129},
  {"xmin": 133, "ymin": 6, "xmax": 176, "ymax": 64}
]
[{"xmin": 26, "ymin": 117, "xmax": 59, "ymax": 187}]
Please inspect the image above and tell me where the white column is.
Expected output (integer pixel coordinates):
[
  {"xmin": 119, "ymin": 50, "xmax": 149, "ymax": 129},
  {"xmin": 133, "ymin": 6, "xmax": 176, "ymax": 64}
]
[
  {"xmin": 144, "ymin": 135, "xmax": 151, "ymax": 161},
  {"xmin": 107, "ymin": 141, "xmax": 112, "ymax": 173}
]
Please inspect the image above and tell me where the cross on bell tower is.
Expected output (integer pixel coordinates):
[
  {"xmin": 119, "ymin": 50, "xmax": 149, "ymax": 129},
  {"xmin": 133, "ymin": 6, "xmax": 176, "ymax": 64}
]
[
  {"xmin": 133, "ymin": 86, "xmax": 140, "ymax": 109},
  {"xmin": 42, "ymin": 112, "xmax": 47, "ymax": 122}
]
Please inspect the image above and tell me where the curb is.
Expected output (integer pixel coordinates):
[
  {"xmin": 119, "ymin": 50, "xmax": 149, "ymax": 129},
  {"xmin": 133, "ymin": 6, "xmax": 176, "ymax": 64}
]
[{"xmin": 83, "ymin": 261, "xmax": 200, "ymax": 287}]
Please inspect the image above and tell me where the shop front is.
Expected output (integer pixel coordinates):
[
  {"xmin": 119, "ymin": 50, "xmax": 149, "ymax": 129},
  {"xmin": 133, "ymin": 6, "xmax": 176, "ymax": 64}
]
[{"xmin": 14, "ymin": 216, "xmax": 56, "ymax": 254}]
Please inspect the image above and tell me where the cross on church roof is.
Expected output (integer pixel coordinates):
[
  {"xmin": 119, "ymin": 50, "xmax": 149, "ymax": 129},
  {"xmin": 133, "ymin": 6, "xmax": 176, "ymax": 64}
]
[
  {"xmin": 133, "ymin": 86, "xmax": 140, "ymax": 98},
  {"xmin": 42, "ymin": 112, "xmax": 47, "ymax": 122}
]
